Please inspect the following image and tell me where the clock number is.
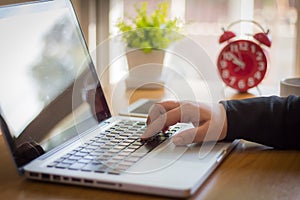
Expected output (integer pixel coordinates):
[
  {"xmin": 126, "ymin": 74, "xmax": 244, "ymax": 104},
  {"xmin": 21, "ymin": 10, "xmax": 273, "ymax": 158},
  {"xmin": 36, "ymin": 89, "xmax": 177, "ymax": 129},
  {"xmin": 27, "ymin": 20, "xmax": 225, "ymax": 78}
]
[
  {"xmin": 239, "ymin": 42, "xmax": 249, "ymax": 51},
  {"xmin": 256, "ymin": 51, "xmax": 263, "ymax": 61},
  {"xmin": 258, "ymin": 62, "xmax": 265, "ymax": 71},
  {"xmin": 254, "ymin": 71, "xmax": 262, "ymax": 80},
  {"xmin": 238, "ymin": 80, "xmax": 246, "ymax": 89},
  {"xmin": 223, "ymin": 52, "xmax": 232, "ymax": 60},
  {"xmin": 250, "ymin": 44, "xmax": 256, "ymax": 54},
  {"xmin": 220, "ymin": 60, "xmax": 227, "ymax": 69},
  {"xmin": 229, "ymin": 77, "xmax": 236, "ymax": 86},
  {"xmin": 222, "ymin": 69, "xmax": 230, "ymax": 79},
  {"xmin": 248, "ymin": 77, "xmax": 255, "ymax": 87},
  {"xmin": 230, "ymin": 44, "xmax": 238, "ymax": 52}
]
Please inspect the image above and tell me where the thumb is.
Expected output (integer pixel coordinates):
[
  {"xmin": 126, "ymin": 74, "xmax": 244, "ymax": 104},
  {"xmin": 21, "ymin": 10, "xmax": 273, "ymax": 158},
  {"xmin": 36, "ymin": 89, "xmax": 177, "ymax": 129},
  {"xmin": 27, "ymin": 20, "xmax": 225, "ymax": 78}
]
[
  {"xmin": 172, "ymin": 123, "xmax": 209, "ymax": 145},
  {"xmin": 172, "ymin": 128, "xmax": 198, "ymax": 146}
]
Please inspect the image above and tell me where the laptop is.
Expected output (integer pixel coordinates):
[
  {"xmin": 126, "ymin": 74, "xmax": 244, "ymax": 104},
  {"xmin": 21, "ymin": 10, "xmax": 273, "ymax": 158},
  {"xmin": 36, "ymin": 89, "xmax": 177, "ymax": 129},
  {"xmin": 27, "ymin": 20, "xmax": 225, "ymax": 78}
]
[{"xmin": 0, "ymin": 0, "xmax": 238, "ymax": 198}]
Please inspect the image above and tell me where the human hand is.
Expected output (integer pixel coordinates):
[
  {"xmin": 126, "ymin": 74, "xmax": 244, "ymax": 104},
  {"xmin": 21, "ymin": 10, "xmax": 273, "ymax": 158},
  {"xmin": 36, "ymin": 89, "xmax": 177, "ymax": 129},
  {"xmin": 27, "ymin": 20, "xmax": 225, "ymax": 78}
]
[{"xmin": 140, "ymin": 101, "xmax": 228, "ymax": 145}]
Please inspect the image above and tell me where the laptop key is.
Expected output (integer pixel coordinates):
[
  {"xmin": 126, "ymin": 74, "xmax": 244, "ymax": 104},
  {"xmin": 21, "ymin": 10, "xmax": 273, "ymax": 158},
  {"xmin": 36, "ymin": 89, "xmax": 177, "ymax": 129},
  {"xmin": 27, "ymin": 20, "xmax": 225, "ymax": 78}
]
[
  {"xmin": 78, "ymin": 148, "xmax": 92, "ymax": 154},
  {"xmin": 136, "ymin": 122, "xmax": 146, "ymax": 126},
  {"xmin": 94, "ymin": 166, "xmax": 107, "ymax": 173},
  {"xmin": 62, "ymin": 159, "xmax": 76, "ymax": 165},
  {"xmin": 68, "ymin": 155, "xmax": 81, "ymax": 161},
  {"xmin": 56, "ymin": 163, "xmax": 71, "ymax": 169},
  {"xmin": 69, "ymin": 162, "xmax": 86, "ymax": 170},
  {"xmin": 47, "ymin": 162, "xmax": 58, "ymax": 168},
  {"xmin": 74, "ymin": 152, "xmax": 88, "ymax": 157},
  {"xmin": 83, "ymin": 155, "xmax": 96, "ymax": 160},
  {"xmin": 107, "ymin": 169, "xmax": 120, "ymax": 175},
  {"xmin": 126, "ymin": 145, "xmax": 140, "ymax": 151},
  {"xmin": 131, "ymin": 141, "xmax": 144, "ymax": 147},
  {"xmin": 114, "ymin": 164, "xmax": 130, "ymax": 171},
  {"xmin": 77, "ymin": 158, "xmax": 92, "ymax": 164},
  {"xmin": 125, "ymin": 139, "xmax": 136, "ymax": 143},
  {"xmin": 124, "ymin": 156, "xmax": 140, "ymax": 163},
  {"xmin": 118, "ymin": 151, "xmax": 131, "ymax": 157},
  {"xmin": 81, "ymin": 163, "xmax": 104, "ymax": 172}
]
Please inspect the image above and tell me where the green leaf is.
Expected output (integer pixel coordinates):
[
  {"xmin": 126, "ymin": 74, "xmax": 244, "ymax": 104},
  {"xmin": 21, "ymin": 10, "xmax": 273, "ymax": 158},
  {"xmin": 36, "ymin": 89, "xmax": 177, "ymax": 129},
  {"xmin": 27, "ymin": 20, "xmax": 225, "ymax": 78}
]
[{"xmin": 116, "ymin": 1, "xmax": 183, "ymax": 53}]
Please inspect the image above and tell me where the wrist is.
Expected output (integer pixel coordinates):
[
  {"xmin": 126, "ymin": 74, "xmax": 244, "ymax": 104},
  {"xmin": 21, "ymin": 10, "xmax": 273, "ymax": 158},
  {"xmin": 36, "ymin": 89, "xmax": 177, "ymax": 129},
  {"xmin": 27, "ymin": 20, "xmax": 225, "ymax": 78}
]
[{"xmin": 218, "ymin": 103, "xmax": 228, "ymax": 140}]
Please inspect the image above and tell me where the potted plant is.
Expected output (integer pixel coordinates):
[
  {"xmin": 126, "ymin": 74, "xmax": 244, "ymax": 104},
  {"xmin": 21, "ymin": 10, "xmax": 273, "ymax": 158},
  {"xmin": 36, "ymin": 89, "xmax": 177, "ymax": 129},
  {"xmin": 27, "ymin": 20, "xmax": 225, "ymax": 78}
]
[{"xmin": 116, "ymin": 1, "xmax": 182, "ymax": 88}]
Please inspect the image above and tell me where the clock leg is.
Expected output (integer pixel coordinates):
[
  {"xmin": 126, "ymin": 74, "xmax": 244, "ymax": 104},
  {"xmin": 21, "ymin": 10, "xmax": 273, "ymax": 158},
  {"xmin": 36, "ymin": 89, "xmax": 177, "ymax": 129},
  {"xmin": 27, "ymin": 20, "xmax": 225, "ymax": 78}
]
[{"xmin": 255, "ymin": 86, "xmax": 262, "ymax": 96}]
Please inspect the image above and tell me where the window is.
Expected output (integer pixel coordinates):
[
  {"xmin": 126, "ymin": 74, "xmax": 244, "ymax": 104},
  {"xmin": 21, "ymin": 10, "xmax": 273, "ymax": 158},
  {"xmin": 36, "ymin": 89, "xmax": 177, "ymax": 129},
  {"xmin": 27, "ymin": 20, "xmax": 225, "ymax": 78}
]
[
  {"xmin": 107, "ymin": 0, "xmax": 298, "ymax": 95},
  {"xmin": 2, "ymin": 1, "xmax": 298, "ymax": 94}
]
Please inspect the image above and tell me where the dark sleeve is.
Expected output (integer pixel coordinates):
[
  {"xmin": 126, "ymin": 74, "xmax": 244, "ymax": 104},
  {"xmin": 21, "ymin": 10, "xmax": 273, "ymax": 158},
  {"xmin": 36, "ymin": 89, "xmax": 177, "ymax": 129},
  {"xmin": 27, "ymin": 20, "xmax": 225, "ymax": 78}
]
[{"xmin": 220, "ymin": 95, "xmax": 300, "ymax": 149}]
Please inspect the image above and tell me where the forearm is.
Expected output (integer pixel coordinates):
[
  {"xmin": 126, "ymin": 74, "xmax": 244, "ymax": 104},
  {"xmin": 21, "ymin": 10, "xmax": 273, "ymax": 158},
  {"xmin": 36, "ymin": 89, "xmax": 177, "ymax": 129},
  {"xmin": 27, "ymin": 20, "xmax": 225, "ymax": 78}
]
[{"xmin": 220, "ymin": 95, "xmax": 300, "ymax": 149}]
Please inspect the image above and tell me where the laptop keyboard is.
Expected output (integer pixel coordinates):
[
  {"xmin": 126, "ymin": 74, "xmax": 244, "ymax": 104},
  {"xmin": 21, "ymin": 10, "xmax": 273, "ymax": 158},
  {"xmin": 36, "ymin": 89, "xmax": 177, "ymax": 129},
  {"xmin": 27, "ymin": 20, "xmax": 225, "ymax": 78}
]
[{"xmin": 47, "ymin": 120, "xmax": 180, "ymax": 175}]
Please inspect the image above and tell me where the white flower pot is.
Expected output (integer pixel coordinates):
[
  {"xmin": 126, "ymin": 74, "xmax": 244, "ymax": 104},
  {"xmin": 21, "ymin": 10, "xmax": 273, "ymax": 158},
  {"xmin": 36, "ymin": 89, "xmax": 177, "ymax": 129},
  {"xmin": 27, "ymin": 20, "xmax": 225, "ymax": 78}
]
[{"xmin": 125, "ymin": 49, "xmax": 165, "ymax": 89}]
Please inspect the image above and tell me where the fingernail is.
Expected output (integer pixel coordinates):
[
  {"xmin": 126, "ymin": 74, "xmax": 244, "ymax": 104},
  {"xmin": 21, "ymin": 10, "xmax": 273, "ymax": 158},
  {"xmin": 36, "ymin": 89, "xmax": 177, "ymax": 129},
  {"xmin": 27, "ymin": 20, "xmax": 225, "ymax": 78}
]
[
  {"xmin": 140, "ymin": 130, "xmax": 149, "ymax": 139},
  {"xmin": 140, "ymin": 134, "xmax": 147, "ymax": 139},
  {"xmin": 173, "ymin": 136, "xmax": 184, "ymax": 145}
]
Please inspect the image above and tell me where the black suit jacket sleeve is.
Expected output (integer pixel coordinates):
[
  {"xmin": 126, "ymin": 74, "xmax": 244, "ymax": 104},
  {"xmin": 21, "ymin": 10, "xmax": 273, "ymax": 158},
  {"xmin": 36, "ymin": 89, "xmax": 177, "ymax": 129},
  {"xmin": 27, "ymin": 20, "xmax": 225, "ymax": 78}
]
[{"xmin": 220, "ymin": 95, "xmax": 300, "ymax": 149}]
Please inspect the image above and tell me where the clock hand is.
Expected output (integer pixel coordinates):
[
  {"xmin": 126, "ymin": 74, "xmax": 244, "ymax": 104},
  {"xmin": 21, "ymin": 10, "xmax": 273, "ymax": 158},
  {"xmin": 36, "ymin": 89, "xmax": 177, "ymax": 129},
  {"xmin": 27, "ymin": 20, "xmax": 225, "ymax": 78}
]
[
  {"xmin": 230, "ymin": 53, "xmax": 245, "ymax": 69},
  {"xmin": 233, "ymin": 59, "xmax": 245, "ymax": 69}
]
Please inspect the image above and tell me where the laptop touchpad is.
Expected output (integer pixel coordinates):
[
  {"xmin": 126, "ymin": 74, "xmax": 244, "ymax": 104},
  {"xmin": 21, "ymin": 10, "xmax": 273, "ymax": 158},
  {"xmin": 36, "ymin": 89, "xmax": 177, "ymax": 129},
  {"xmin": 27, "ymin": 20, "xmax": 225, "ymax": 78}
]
[{"xmin": 127, "ymin": 141, "xmax": 188, "ymax": 174}]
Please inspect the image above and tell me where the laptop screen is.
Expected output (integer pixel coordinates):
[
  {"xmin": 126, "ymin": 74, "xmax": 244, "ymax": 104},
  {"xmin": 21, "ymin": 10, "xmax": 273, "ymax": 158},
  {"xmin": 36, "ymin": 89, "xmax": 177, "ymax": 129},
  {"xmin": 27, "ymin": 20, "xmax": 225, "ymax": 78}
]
[{"xmin": 0, "ymin": 0, "xmax": 111, "ymax": 170}]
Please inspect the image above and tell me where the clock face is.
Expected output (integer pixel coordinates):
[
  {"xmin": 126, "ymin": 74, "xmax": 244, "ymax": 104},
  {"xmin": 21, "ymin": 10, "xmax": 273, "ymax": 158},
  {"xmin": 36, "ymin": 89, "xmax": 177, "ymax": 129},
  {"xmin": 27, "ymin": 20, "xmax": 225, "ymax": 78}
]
[{"xmin": 217, "ymin": 39, "xmax": 267, "ymax": 92}]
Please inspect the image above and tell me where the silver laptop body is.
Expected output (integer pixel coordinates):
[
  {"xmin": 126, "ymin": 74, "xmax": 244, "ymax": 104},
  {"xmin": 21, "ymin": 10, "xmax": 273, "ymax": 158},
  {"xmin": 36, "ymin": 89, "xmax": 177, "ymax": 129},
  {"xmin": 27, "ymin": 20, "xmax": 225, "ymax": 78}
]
[{"xmin": 0, "ymin": 0, "xmax": 238, "ymax": 198}]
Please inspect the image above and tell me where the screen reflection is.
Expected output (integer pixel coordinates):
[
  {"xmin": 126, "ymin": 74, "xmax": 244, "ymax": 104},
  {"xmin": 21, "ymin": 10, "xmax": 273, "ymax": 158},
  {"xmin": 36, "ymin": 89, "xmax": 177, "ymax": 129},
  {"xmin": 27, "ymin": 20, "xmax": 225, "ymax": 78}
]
[{"xmin": 0, "ymin": 0, "xmax": 110, "ymax": 168}]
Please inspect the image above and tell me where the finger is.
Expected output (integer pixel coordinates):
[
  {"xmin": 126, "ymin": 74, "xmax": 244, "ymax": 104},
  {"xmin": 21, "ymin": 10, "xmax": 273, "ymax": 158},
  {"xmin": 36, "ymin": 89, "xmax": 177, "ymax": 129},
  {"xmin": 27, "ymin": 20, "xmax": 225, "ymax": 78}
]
[
  {"xmin": 172, "ymin": 122, "xmax": 210, "ymax": 145},
  {"xmin": 162, "ymin": 126, "xmax": 170, "ymax": 133},
  {"xmin": 141, "ymin": 106, "xmax": 181, "ymax": 139},
  {"xmin": 146, "ymin": 101, "xmax": 180, "ymax": 125}
]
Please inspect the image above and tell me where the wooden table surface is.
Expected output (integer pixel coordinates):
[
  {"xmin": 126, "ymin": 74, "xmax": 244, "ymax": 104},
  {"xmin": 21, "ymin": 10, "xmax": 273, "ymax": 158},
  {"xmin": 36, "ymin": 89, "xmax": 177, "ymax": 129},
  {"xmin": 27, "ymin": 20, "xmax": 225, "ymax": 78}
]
[{"xmin": 1, "ymin": 84, "xmax": 300, "ymax": 200}]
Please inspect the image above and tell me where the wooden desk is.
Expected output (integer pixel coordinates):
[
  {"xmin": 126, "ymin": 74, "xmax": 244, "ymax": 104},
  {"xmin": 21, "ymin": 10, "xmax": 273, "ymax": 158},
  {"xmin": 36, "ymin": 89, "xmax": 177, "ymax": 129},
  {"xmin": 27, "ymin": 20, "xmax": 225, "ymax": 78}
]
[{"xmin": 1, "ymin": 85, "xmax": 300, "ymax": 200}]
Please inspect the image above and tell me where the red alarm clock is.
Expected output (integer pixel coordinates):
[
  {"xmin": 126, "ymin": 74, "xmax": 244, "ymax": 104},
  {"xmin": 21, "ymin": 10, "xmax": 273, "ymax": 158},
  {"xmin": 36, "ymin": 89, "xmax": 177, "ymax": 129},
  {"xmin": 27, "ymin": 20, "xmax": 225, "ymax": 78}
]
[{"xmin": 217, "ymin": 20, "xmax": 271, "ymax": 93}]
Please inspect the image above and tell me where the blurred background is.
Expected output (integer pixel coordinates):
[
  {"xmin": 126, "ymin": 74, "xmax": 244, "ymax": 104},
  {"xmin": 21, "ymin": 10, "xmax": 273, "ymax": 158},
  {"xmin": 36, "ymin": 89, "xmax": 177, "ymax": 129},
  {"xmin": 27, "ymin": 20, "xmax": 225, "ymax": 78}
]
[{"xmin": 1, "ymin": 0, "xmax": 299, "ymax": 94}]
